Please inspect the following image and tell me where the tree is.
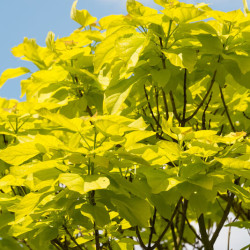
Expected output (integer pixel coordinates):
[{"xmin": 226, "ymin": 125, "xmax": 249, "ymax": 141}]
[{"xmin": 0, "ymin": 0, "xmax": 249, "ymax": 249}]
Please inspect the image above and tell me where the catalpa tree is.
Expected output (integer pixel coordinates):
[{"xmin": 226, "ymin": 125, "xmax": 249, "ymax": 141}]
[{"xmin": 0, "ymin": 0, "xmax": 249, "ymax": 249}]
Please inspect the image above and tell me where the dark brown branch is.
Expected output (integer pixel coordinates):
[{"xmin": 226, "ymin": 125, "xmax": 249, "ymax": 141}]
[
  {"xmin": 51, "ymin": 240, "xmax": 61, "ymax": 250},
  {"xmin": 169, "ymin": 91, "xmax": 182, "ymax": 123},
  {"xmin": 162, "ymin": 88, "xmax": 169, "ymax": 121},
  {"xmin": 219, "ymin": 86, "xmax": 236, "ymax": 132},
  {"xmin": 142, "ymin": 108, "xmax": 155, "ymax": 132},
  {"xmin": 94, "ymin": 224, "xmax": 100, "ymax": 250},
  {"xmin": 171, "ymin": 223, "xmax": 178, "ymax": 250},
  {"xmin": 210, "ymin": 193, "xmax": 235, "ymax": 246},
  {"xmin": 155, "ymin": 87, "xmax": 160, "ymax": 130},
  {"xmin": 243, "ymin": 112, "xmax": 250, "ymax": 120},
  {"xmin": 198, "ymin": 214, "xmax": 212, "ymax": 250},
  {"xmin": 181, "ymin": 69, "xmax": 187, "ymax": 127},
  {"xmin": 148, "ymin": 208, "xmax": 157, "ymax": 248},
  {"xmin": 202, "ymin": 92, "xmax": 213, "ymax": 130},
  {"xmin": 51, "ymin": 238, "xmax": 68, "ymax": 250},
  {"xmin": 177, "ymin": 199, "xmax": 188, "ymax": 249},
  {"xmin": 63, "ymin": 225, "xmax": 84, "ymax": 250},
  {"xmin": 159, "ymin": 37, "xmax": 166, "ymax": 69},
  {"xmin": 86, "ymin": 106, "xmax": 93, "ymax": 117},
  {"xmin": 185, "ymin": 70, "xmax": 217, "ymax": 123},
  {"xmin": 150, "ymin": 198, "xmax": 182, "ymax": 250},
  {"xmin": 184, "ymin": 215, "xmax": 202, "ymax": 241},
  {"xmin": 144, "ymin": 85, "xmax": 161, "ymax": 130},
  {"xmin": 13, "ymin": 237, "xmax": 33, "ymax": 250},
  {"xmin": 135, "ymin": 226, "xmax": 147, "ymax": 249}
]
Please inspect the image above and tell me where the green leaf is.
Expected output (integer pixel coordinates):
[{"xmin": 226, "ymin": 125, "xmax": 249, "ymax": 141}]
[
  {"xmin": 151, "ymin": 69, "xmax": 171, "ymax": 87},
  {"xmin": 81, "ymin": 204, "xmax": 110, "ymax": 227},
  {"xmin": 59, "ymin": 174, "xmax": 110, "ymax": 194},
  {"xmin": 216, "ymin": 157, "xmax": 250, "ymax": 170},
  {"xmin": 11, "ymin": 193, "xmax": 42, "ymax": 221},
  {"xmin": 0, "ymin": 142, "xmax": 40, "ymax": 165},
  {"xmin": 125, "ymin": 130, "xmax": 155, "ymax": 147},
  {"xmin": 59, "ymin": 173, "xmax": 84, "ymax": 194},
  {"xmin": 111, "ymin": 196, "xmax": 151, "ymax": 227},
  {"xmin": 0, "ymin": 67, "xmax": 30, "ymax": 88},
  {"xmin": 71, "ymin": 0, "xmax": 97, "ymax": 28},
  {"xmin": 225, "ymin": 221, "xmax": 250, "ymax": 229}
]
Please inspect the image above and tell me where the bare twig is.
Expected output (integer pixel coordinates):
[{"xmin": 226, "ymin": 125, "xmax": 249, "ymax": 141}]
[
  {"xmin": 219, "ymin": 86, "xmax": 236, "ymax": 132},
  {"xmin": 177, "ymin": 199, "xmax": 188, "ymax": 249},
  {"xmin": 63, "ymin": 225, "xmax": 84, "ymax": 250},
  {"xmin": 185, "ymin": 70, "xmax": 217, "ymax": 123},
  {"xmin": 148, "ymin": 208, "xmax": 157, "ymax": 248},
  {"xmin": 169, "ymin": 91, "xmax": 182, "ymax": 123},
  {"xmin": 181, "ymin": 69, "xmax": 187, "ymax": 127},
  {"xmin": 150, "ymin": 198, "xmax": 182, "ymax": 250},
  {"xmin": 144, "ymin": 85, "xmax": 161, "ymax": 130},
  {"xmin": 198, "ymin": 214, "xmax": 212, "ymax": 250},
  {"xmin": 171, "ymin": 223, "xmax": 178, "ymax": 250},
  {"xmin": 162, "ymin": 88, "xmax": 169, "ymax": 121},
  {"xmin": 135, "ymin": 226, "xmax": 147, "ymax": 249},
  {"xmin": 202, "ymin": 92, "xmax": 213, "ymax": 130}
]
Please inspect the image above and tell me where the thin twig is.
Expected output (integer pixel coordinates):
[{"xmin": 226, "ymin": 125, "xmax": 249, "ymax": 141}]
[
  {"xmin": 94, "ymin": 224, "xmax": 100, "ymax": 250},
  {"xmin": 177, "ymin": 199, "xmax": 188, "ymax": 249},
  {"xmin": 210, "ymin": 193, "xmax": 235, "ymax": 246},
  {"xmin": 63, "ymin": 225, "xmax": 84, "ymax": 250},
  {"xmin": 227, "ymin": 220, "xmax": 232, "ymax": 250},
  {"xmin": 171, "ymin": 223, "xmax": 178, "ymax": 250},
  {"xmin": 219, "ymin": 86, "xmax": 236, "ymax": 132},
  {"xmin": 169, "ymin": 91, "xmax": 182, "ymax": 123},
  {"xmin": 181, "ymin": 69, "xmax": 187, "ymax": 127},
  {"xmin": 150, "ymin": 198, "xmax": 182, "ymax": 250},
  {"xmin": 148, "ymin": 208, "xmax": 157, "ymax": 248},
  {"xmin": 243, "ymin": 112, "xmax": 250, "ymax": 120},
  {"xmin": 162, "ymin": 88, "xmax": 169, "ymax": 121},
  {"xmin": 185, "ymin": 70, "xmax": 217, "ymax": 123},
  {"xmin": 202, "ymin": 92, "xmax": 213, "ymax": 130},
  {"xmin": 184, "ymin": 215, "xmax": 202, "ymax": 241},
  {"xmin": 144, "ymin": 85, "xmax": 161, "ymax": 130},
  {"xmin": 135, "ymin": 226, "xmax": 147, "ymax": 249},
  {"xmin": 142, "ymin": 108, "xmax": 156, "ymax": 131},
  {"xmin": 155, "ymin": 87, "xmax": 160, "ymax": 130}
]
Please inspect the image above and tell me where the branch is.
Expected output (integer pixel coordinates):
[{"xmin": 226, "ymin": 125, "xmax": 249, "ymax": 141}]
[
  {"xmin": 185, "ymin": 70, "xmax": 217, "ymax": 123},
  {"xmin": 161, "ymin": 88, "xmax": 169, "ymax": 121},
  {"xmin": 177, "ymin": 199, "xmax": 188, "ymax": 249},
  {"xmin": 181, "ymin": 69, "xmax": 187, "ymax": 127},
  {"xmin": 185, "ymin": 216, "xmax": 202, "ymax": 241},
  {"xmin": 210, "ymin": 193, "xmax": 235, "ymax": 246},
  {"xmin": 144, "ymin": 85, "xmax": 161, "ymax": 130},
  {"xmin": 219, "ymin": 86, "xmax": 236, "ymax": 132},
  {"xmin": 169, "ymin": 91, "xmax": 182, "ymax": 123},
  {"xmin": 171, "ymin": 223, "xmax": 178, "ymax": 250},
  {"xmin": 148, "ymin": 208, "xmax": 157, "ymax": 248},
  {"xmin": 135, "ymin": 226, "xmax": 147, "ymax": 249},
  {"xmin": 198, "ymin": 214, "xmax": 212, "ymax": 250},
  {"xmin": 63, "ymin": 225, "xmax": 84, "ymax": 250},
  {"xmin": 13, "ymin": 237, "xmax": 33, "ymax": 250},
  {"xmin": 150, "ymin": 198, "xmax": 182, "ymax": 250},
  {"xmin": 202, "ymin": 92, "xmax": 213, "ymax": 130},
  {"xmin": 243, "ymin": 112, "xmax": 250, "ymax": 120},
  {"xmin": 94, "ymin": 224, "xmax": 100, "ymax": 250},
  {"xmin": 155, "ymin": 87, "xmax": 161, "ymax": 130}
]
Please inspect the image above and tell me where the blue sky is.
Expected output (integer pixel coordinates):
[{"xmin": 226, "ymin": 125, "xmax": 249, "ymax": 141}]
[
  {"xmin": 0, "ymin": 0, "xmax": 244, "ymax": 100},
  {"xmin": 0, "ymin": 0, "xmax": 249, "ymax": 248}
]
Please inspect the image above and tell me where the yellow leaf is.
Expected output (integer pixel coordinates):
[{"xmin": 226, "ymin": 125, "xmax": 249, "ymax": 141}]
[
  {"xmin": 0, "ymin": 67, "xmax": 30, "ymax": 88},
  {"xmin": 71, "ymin": 0, "xmax": 97, "ymax": 28}
]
